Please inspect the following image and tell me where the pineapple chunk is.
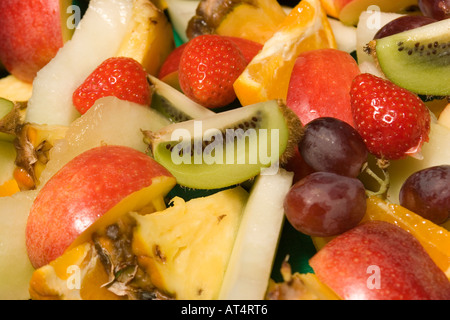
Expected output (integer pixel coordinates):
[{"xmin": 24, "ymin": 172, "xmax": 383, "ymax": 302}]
[{"xmin": 132, "ymin": 187, "xmax": 248, "ymax": 299}]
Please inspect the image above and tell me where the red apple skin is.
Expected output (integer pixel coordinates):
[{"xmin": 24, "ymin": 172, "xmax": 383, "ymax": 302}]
[
  {"xmin": 0, "ymin": 0, "xmax": 68, "ymax": 83},
  {"xmin": 286, "ymin": 48, "xmax": 360, "ymax": 127},
  {"xmin": 310, "ymin": 221, "xmax": 450, "ymax": 300},
  {"xmin": 25, "ymin": 145, "xmax": 174, "ymax": 269},
  {"xmin": 158, "ymin": 36, "xmax": 262, "ymax": 88}
]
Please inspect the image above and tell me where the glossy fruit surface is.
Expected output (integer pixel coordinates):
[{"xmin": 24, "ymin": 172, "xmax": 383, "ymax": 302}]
[
  {"xmin": 419, "ymin": 0, "xmax": 450, "ymax": 20},
  {"xmin": 178, "ymin": 34, "xmax": 247, "ymax": 108},
  {"xmin": 286, "ymin": 48, "xmax": 360, "ymax": 127},
  {"xmin": 234, "ymin": 0, "xmax": 336, "ymax": 106},
  {"xmin": 73, "ymin": 57, "xmax": 151, "ymax": 114},
  {"xmin": 283, "ymin": 172, "xmax": 366, "ymax": 237},
  {"xmin": 299, "ymin": 117, "xmax": 368, "ymax": 178},
  {"xmin": 399, "ymin": 165, "xmax": 450, "ymax": 224},
  {"xmin": 310, "ymin": 220, "xmax": 450, "ymax": 300},
  {"xmin": 373, "ymin": 15, "xmax": 437, "ymax": 39},
  {"xmin": 25, "ymin": 145, "xmax": 175, "ymax": 268},
  {"xmin": 363, "ymin": 196, "xmax": 450, "ymax": 276},
  {"xmin": 350, "ymin": 73, "xmax": 431, "ymax": 160}
]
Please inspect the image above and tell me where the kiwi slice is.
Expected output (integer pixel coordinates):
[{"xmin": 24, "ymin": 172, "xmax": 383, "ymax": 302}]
[
  {"xmin": 368, "ymin": 19, "xmax": 450, "ymax": 96},
  {"xmin": 148, "ymin": 75, "xmax": 214, "ymax": 122},
  {"xmin": 145, "ymin": 99, "xmax": 302, "ymax": 189}
]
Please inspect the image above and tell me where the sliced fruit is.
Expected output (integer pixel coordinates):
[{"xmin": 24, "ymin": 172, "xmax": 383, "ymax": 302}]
[
  {"xmin": 37, "ymin": 97, "xmax": 170, "ymax": 187},
  {"xmin": 0, "ymin": 97, "xmax": 21, "ymax": 141},
  {"xmin": 367, "ymin": 19, "xmax": 450, "ymax": 96},
  {"xmin": 14, "ymin": 123, "xmax": 68, "ymax": 190},
  {"xmin": 116, "ymin": 0, "xmax": 174, "ymax": 76},
  {"xmin": 145, "ymin": 99, "xmax": 303, "ymax": 189},
  {"xmin": 29, "ymin": 242, "xmax": 119, "ymax": 300},
  {"xmin": 186, "ymin": 0, "xmax": 287, "ymax": 44},
  {"xmin": 0, "ymin": 75, "xmax": 33, "ymax": 101},
  {"xmin": 30, "ymin": 186, "xmax": 248, "ymax": 300},
  {"xmin": 310, "ymin": 220, "xmax": 450, "ymax": 300},
  {"xmin": 438, "ymin": 102, "xmax": 450, "ymax": 129},
  {"xmin": 362, "ymin": 196, "xmax": 450, "ymax": 278},
  {"xmin": 26, "ymin": 0, "xmax": 134, "ymax": 126},
  {"xmin": 266, "ymin": 260, "xmax": 340, "ymax": 300},
  {"xmin": 286, "ymin": 48, "xmax": 360, "ymax": 126},
  {"xmin": 0, "ymin": 189, "xmax": 39, "ymax": 299},
  {"xmin": 149, "ymin": 75, "xmax": 214, "ymax": 122},
  {"xmin": 72, "ymin": 56, "xmax": 152, "ymax": 115},
  {"xmin": 133, "ymin": 187, "xmax": 248, "ymax": 299},
  {"xmin": 26, "ymin": 145, "xmax": 176, "ymax": 269},
  {"xmin": 321, "ymin": 0, "xmax": 419, "ymax": 26},
  {"xmin": 233, "ymin": 0, "xmax": 336, "ymax": 107},
  {"xmin": 387, "ymin": 120, "xmax": 450, "ymax": 205},
  {"xmin": 218, "ymin": 169, "xmax": 293, "ymax": 299},
  {"xmin": 356, "ymin": 11, "xmax": 404, "ymax": 66},
  {"xmin": 0, "ymin": 141, "xmax": 18, "ymax": 196},
  {"xmin": 165, "ymin": 0, "xmax": 200, "ymax": 43}
]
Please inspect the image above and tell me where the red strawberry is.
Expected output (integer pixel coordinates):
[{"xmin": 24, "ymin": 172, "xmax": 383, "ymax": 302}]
[
  {"xmin": 178, "ymin": 35, "xmax": 248, "ymax": 108},
  {"xmin": 73, "ymin": 57, "xmax": 151, "ymax": 114},
  {"xmin": 350, "ymin": 73, "xmax": 431, "ymax": 160}
]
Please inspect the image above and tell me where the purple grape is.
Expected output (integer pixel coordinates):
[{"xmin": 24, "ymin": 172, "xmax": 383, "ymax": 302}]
[
  {"xmin": 283, "ymin": 172, "xmax": 367, "ymax": 237},
  {"xmin": 419, "ymin": 0, "xmax": 450, "ymax": 20},
  {"xmin": 399, "ymin": 165, "xmax": 450, "ymax": 224},
  {"xmin": 298, "ymin": 117, "xmax": 368, "ymax": 178},
  {"xmin": 374, "ymin": 15, "xmax": 437, "ymax": 40}
]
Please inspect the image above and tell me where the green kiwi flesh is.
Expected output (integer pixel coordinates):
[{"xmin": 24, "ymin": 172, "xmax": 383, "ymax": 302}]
[
  {"xmin": 145, "ymin": 100, "xmax": 302, "ymax": 189},
  {"xmin": 373, "ymin": 19, "xmax": 450, "ymax": 96},
  {"xmin": 148, "ymin": 75, "xmax": 214, "ymax": 122}
]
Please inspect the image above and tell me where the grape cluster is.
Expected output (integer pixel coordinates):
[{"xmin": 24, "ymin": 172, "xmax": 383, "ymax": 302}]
[{"xmin": 284, "ymin": 117, "xmax": 368, "ymax": 237}]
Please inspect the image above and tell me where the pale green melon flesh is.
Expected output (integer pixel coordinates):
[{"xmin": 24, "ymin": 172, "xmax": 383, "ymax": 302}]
[
  {"xmin": 375, "ymin": 19, "xmax": 450, "ymax": 96},
  {"xmin": 151, "ymin": 100, "xmax": 296, "ymax": 189}
]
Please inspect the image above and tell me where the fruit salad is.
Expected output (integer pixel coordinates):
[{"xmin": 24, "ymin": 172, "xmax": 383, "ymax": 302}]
[{"xmin": 0, "ymin": 0, "xmax": 449, "ymax": 300}]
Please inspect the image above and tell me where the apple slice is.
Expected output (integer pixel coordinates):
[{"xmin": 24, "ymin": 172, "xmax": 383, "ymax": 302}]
[
  {"xmin": 218, "ymin": 169, "xmax": 294, "ymax": 300},
  {"xmin": 310, "ymin": 220, "xmax": 450, "ymax": 300},
  {"xmin": 286, "ymin": 48, "xmax": 360, "ymax": 127},
  {"xmin": 25, "ymin": 145, "xmax": 176, "ymax": 269},
  {"xmin": 0, "ymin": 0, "xmax": 73, "ymax": 83},
  {"xmin": 26, "ymin": 0, "xmax": 134, "ymax": 126}
]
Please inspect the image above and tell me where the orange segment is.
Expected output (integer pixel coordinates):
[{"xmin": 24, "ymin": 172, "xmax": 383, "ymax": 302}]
[
  {"xmin": 363, "ymin": 196, "xmax": 450, "ymax": 278},
  {"xmin": 233, "ymin": 0, "xmax": 336, "ymax": 106}
]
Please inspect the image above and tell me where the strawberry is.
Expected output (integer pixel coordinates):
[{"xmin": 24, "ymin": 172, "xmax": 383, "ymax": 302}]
[
  {"xmin": 73, "ymin": 57, "xmax": 151, "ymax": 114},
  {"xmin": 178, "ymin": 35, "xmax": 247, "ymax": 109},
  {"xmin": 350, "ymin": 73, "xmax": 431, "ymax": 160}
]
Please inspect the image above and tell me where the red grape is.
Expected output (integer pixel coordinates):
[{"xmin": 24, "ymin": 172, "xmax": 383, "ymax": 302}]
[
  {"xmin": 374, "ymin": 15, "xmax": 437, "ymax": 39},
  {"xmin": 298, "ymin": 117, "xmax": 368, "ymax": 178},
  {"xmin": 399, "ymin": 165, "xmax": 450, "ymax": 224},
  {"xmin": 418, "ymin": 0, "xmax": 450, "ymax": 20},
  {"xmin": 283, "ymin": 172, "xmax": 367, "ymax": 237}
]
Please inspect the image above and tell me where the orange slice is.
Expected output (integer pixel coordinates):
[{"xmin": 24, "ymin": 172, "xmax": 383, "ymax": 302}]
[
  {"xmin": 233, "ymin": 0, "xmax": 336, "ymax": 106},
  {"xmin": 362, "ymin": 196, "xmax": 450, "ymax": 278}
]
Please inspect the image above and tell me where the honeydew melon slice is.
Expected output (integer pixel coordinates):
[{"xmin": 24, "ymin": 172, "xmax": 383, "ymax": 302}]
[
  {"xmin": 26, "ymin": 0, "xmax": 134, "ymax": 126},
  {"xmin": 219, "ymin": 169, "xmax": 294, "ymax": 300}
]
